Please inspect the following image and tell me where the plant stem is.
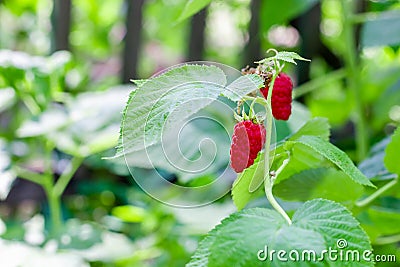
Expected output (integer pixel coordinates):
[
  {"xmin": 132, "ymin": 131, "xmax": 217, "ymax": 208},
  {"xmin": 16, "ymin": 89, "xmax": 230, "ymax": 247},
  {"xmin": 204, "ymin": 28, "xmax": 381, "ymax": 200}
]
[
  {"xmin": 263, "ymin": 69, "xmax": 292, "ymax": 225},
  {"xmin": 264, "ymin": 177, "xmax": 292, "ymax": 225},
  {"xmin": 374, "ymin": 233, "xmax": 400, "ymax": 245},
  {"xmin": 53, "ymin": 157, "xmax": 83, "ymax": 197},
  {"xmin": 356, "ymin": 179, "xmax": 398, "ymax": 207},
  {"xmin": 263, "ymin": 70, "xmax": 278, "ymax": 183},
  {"xmin": 340, "ymin": 0, "xmax": 368, "ymax": 161},
  {"xmin": 14, "ymin": 166, "xmax": 45, "ymax": 186},
  {"xmin": 44, "ymin": 182, "xmax": 63, "ymax": 237},
  {"xmin": 242, "ymin": 66, "xmax": 292, "ymax": 224},
  {"xmin": 350, "ymin": 12, "xmax": 381, "ymax": 24},
  {"xmin": 42, "ymin": 140, "xmax": 63, "ymax": 237}
]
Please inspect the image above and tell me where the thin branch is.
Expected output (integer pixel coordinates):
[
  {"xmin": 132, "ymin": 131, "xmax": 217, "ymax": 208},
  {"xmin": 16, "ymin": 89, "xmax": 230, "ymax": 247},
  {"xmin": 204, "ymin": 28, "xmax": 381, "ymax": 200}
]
[
  {"xmin": 356, "ymin": 179, "xmax": 398, "ymax": 208},
  {"xmin": 53, "ymin": 157, "xmax": 83, "ymax": 197},
  {"xmin": 13, "ymin": 166, "xmax": 45, "ymax": 186}
]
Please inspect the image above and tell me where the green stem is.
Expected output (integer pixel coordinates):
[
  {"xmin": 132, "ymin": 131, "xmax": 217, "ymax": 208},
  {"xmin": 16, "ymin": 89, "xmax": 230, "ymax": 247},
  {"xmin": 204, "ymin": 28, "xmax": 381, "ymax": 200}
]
[
  {"xmin": 44, "ymin": 183, "xmax": 63, "ymax": 237},
  {"xmin": 264, "ymin": 177, "xmax": 292, "ymax": 225},
  {"xmin": 356, "ymin": 179, "xmax": 398, "ymax": 207},
  {"xmin": 242, "ymin": 67, "xmax": 292, "ymax": 224},
  {"xmin": 14, "ymin": 166, "xmax": 45, "ymax": 186},
  {"xmin": 350, "ymin": 12, "xmax": 381, "ymax": 24},
  {"xmin": 374, "ymin": 233, "xmax": 400, "ymax": 245},
  {"xmin": 340, "ymin": 0, "xmax": 368, "ymax": 161},
  {"xmin": 42, "ymin": 140, "xmax": 63, "ymax": 237},
  {"xmin": 263, "ymin": 70, "xmax": 292, "ymax": 225},
  {"xmin": 262, "ymin": 70, "xmax": 278, "ymax": 180},
  {"xmin": 53, "ymin": 157, "xmax": 83, "ymax": 197}
]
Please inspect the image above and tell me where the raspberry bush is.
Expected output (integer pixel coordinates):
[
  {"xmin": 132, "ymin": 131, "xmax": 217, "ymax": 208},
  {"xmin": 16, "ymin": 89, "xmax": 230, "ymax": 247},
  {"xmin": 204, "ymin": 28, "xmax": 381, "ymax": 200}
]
[{"xmin": 113, "ymin": 49, "xmax": 400, "ymax": 267}]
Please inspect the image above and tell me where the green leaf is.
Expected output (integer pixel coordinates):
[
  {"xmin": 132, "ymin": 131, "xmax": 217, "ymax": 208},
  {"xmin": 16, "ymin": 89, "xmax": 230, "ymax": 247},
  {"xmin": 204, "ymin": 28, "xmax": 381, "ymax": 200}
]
[
  {"xmin": 365, "ymin": 207, "xmax": 400, "ymax": 239},
  {"xmin": 273, "ymin": 168, "xmax": 364, "ymax": 206},
  {"xmin": 119, "ymin": 101, "xmax": 231, "ymax": 182},
  {"xmin": 358, "ymin": 136, "xmax": 396, "ymax": 181},
  {"xmin": 117, "ymin": 64, "xmax": 226, "ymax": 157},
  {"xmin": 222, "ymin": 74, "xmax": 264, "ymax": 101},
  {"xmin": 288, "ymin": 117, "xmax": 330, "ymax": 141},
  {"xmin": 188, "ymin": 208, "xmax": 324, "ymax": 267},
  {"xmin": 231, "ymin": 152, "xmax": 265, "ymax": 210},
  {"xmin": 372, "ymin": 79, "xmax": 400, "ymax": 129},
  {"xmin": 260, "ymin": 0, "xmax": 320, "ymax": 34},
  {"xmin": 285, "ymin": 136, "xmax": 376, "ymax": 187},
  {"xmin": 292, "ymin": 199, "xmax": 373, "ymax": 266},
  {"xmin": 384, "ymin": 127, "xmax": 400, "ymax": 176},
  {"xmin": 17, "ymin": 86, "xmax": 129, "ymax": 157},
  {"xmin": 257, "ymin": 51, "xmax": 311, "ymax": 66},
  {"xmin": 274, "ymin": 51, "xmax": 311, "ymax": 65},
  {"xmin": 361, "ymin": 11, "xmax": 400, "ymax": 48},
  {"xmin": 274, "ymin": 141, "xmax": 326, "ymax": 185},
  {"xmin": 177, "ymin": 0, "xmax": 212, "ymax": 22},
  {"xmin": 186, "ymin": 234, "xmax": 216, "ymax": 267},
  {"xmin": 188, "ymin": 200, "xmax": 373, "ymax": 267},
  {"xmin": 17, "ymin": 108, "xmax": 69, "ymax": 138}
]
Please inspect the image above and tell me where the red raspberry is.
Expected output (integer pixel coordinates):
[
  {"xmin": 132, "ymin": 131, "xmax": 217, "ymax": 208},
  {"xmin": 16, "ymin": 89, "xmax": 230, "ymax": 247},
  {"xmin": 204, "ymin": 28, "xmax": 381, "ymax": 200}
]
[
  {"xmin": 230, "ymin": 120, "xmax": 266, "ymax": 173},
  {"xmin": 260, "ymin": 72, "xmax": 293, "ymax": 120}
]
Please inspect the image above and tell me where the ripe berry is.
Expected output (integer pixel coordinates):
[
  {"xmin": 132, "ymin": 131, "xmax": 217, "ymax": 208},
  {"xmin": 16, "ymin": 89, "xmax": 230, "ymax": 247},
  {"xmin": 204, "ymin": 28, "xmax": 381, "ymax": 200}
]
[
  {"xmin": 230, "ymin": 120, "xmax": 266, "ymax": 173},
  {"xmin": 260, "ymin": 72, "xmax": 293, "ymax": 120}
]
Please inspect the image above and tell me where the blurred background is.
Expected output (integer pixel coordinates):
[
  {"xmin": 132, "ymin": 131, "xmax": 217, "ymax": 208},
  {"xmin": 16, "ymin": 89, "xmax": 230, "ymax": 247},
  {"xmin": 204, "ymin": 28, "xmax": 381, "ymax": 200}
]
[{"xmin": 0, "ymin": 0, "xmax": 400, "ymax": 266}]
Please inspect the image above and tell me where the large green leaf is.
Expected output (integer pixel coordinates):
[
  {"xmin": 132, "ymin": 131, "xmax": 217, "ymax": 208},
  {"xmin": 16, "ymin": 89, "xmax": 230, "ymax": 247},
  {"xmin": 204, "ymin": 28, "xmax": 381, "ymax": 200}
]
[
  {"xmin": 285, "ymin": 136, "xmax": 375, "ymax": 187},
  {"xmin": 260, "ymin": 0, "xmax": 319, "ymax": 33},
  {"xmin": 292, "ymin": 199, "xmax": 373, "ymax": 266},
  {"xmin": 361, "ymin": 11, "xmax": 400, "ymax": 47},
  {"xmin": 188, "ymin": 199, "xmax": 373, "ymax": 266},
  {"xmin": 117, "ymin": 65, "xmax": 227, "ymax": 157},
  {"xmin": 273, "ymin": 168, "xmax": 364, "ymax": 206},
  {"xmin": 384, "ymin": 127, "xmax": 400, "ymax": 176},
  {"xmin": 119, "ymin": 99, "xmax": 232, "ymax": 182},
  {"xmin": 177, "ymin": 0, "xmax": 212, "ymax": 22}
]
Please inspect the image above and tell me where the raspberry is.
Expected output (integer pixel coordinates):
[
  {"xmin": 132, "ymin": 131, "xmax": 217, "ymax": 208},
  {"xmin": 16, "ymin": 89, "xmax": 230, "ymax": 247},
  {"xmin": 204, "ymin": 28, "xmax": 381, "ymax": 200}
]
[
  {"xmin": 260, "ymin": 72, "xmax": 293, "ymax": 120},
  {"xmin": 230, "ymin": 120, "xmax": 266, "ymax": 173}
]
